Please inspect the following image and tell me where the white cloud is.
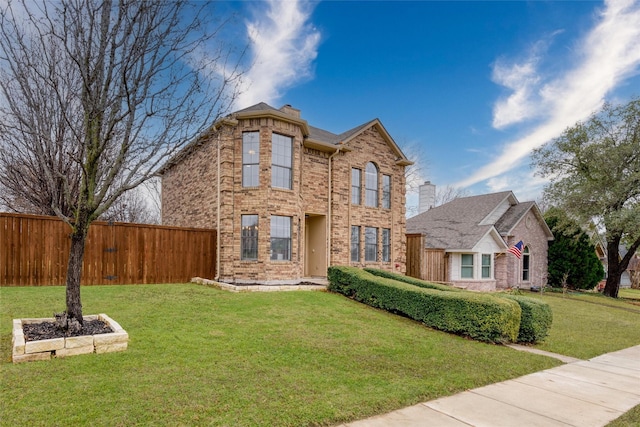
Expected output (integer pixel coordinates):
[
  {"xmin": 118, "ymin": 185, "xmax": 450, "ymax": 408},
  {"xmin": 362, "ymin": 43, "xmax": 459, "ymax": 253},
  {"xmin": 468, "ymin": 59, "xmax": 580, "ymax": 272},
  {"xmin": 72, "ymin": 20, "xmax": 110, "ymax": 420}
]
[
  {"xmin": 491, "ymin": 51, "xmax": 543, "ymax": 129},
  {"xmin": 457, "ymin": 0, "xmax": 640, "ymax": 189},
  {"xmin": 235, "ymin": 0, "xmax": 321, "ymax": 109}
]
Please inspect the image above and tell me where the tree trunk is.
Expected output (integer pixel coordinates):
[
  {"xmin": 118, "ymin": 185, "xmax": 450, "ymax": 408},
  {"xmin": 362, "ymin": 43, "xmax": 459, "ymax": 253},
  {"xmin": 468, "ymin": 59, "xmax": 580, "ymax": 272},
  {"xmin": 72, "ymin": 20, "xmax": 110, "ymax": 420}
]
[
  {"xmin": 603, "ymin": 237, "xmax": 622, "ymax": 298},
  {"xmin": 66, "ymin": 217, "xmax": 90, "ymax": 324}
]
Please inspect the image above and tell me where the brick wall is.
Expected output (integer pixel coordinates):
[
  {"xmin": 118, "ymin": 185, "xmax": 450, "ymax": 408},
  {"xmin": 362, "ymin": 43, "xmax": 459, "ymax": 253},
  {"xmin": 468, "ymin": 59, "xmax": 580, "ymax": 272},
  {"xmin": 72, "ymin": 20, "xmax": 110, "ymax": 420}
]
[
  {"xmin": 162, "ymin": 135, "xmax": 218, "ymax": 229},
  {"xmin": 504, "ymin": 209, "xmax": 550, "ymax": 289},
  {"xmin": 161, "ymin": 109, "xmax": 407, "ymax": 283},
  {"xmin": 332, "ymin": 126, "xmax": 407, "ymax": 273}
]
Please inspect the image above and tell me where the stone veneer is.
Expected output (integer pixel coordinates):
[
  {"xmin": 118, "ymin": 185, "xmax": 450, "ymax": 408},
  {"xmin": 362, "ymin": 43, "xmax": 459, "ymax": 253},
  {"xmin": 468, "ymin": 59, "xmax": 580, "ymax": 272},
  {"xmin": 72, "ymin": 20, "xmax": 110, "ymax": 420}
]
[{"xmin": 12, "ymin": 314, "xmax": 128, "ymax": 363}]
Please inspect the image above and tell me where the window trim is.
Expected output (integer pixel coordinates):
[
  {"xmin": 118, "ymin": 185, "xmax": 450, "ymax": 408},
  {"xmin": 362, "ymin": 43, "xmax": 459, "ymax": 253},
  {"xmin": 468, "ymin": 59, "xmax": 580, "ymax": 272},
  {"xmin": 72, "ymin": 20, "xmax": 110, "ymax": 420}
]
[
  {"xmin": 240, "ymin": 215, "xmax": 259, "ymax": 260},
  {"xmin": 242, "ymin": 131, "xmax": 260, "ymax": 188}
]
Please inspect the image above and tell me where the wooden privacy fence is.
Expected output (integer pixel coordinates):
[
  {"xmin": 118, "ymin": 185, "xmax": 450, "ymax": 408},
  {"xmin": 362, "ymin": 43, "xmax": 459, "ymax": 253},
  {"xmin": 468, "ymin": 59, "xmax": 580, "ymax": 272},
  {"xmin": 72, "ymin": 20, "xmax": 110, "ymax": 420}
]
[
  {"xmin": 0, "ymin": 213, "xmax": 216, "ymax": 286},
  {"xmin": 406, "ymin": 233, "xmax": 448, "ymax": 282}
]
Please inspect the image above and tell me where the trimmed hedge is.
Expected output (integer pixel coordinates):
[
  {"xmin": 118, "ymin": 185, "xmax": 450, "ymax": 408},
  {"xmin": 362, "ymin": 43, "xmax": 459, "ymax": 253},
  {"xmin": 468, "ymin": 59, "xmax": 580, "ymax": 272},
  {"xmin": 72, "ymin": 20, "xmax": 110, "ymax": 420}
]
[
  {"xmin": 366, "ymin": 268, "xmax": 553, "ymax": 344},
  {"xmin": 500, "ymin": 295, "xmax": 553, "ymax": 343},
  {"xmin": 328, "ymin": 266, "xmax": 521, "ymax": 343},
  {"xmin": 364, "ymin": 268, "xmax": 462, "ymax": 292}
]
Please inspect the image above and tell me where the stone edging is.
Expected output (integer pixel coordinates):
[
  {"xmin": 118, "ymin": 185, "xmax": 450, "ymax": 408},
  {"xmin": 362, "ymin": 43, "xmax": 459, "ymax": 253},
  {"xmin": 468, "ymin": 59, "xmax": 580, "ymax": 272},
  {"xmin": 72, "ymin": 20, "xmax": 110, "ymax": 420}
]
[
  {"xmin": 12, "ymin": 314, "xmax": 128, "ymax": 364},
  {"xmin": 192, "ymin": 277, "xmax": 327, "ymax": 292}
]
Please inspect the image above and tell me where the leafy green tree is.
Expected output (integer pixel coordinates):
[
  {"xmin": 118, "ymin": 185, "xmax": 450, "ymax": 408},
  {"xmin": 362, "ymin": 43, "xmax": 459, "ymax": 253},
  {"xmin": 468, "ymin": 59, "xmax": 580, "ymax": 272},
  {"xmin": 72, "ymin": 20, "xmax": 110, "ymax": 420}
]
[
  {"xmin": 533, "ymin": 97, "xmax": 640, "ymax": 298},
  {"xmin": 544, "ymin": 208, "xmax": 604, "ymax": 290}
]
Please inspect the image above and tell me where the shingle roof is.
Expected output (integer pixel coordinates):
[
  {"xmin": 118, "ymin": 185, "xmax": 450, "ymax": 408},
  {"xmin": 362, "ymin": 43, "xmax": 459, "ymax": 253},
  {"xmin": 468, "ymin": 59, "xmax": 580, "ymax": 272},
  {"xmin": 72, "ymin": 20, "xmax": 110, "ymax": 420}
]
[
  {"xmin": 308, "ymin": 125, "xmax": 340, "ymax": 145},
  {"xmin": 406, "ymin": 191, "xmax": 514, "ymax": 250},
  {"xmin": 234, "ymin": 102, "xmax": 277, "ymax": 113},
  {"xmin": 495, "ymin": 201, "xmax": 535, "ymax": 235},
  {"xmin": 160, "ymin": 102, "xmax": 411, "ymax": 173}
]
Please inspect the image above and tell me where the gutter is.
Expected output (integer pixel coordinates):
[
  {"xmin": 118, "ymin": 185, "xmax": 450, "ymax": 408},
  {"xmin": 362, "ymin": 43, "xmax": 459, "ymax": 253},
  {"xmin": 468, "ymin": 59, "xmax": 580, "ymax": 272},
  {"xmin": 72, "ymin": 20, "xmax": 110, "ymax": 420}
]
[{"xmin": 215, "ymin": 130, "xmax": 221, "ymax": 281}]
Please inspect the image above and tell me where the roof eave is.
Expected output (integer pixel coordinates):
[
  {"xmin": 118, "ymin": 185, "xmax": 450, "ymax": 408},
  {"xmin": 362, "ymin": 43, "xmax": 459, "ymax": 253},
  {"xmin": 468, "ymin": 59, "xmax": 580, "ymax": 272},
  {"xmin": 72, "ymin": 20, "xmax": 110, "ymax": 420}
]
[
  {"xmin": 235, "ymin": 109, "xmax": 311, "ymax": 136},
  {"xmin": 303, "ymin": 139, "xmax": 352, "ymax": 153}
]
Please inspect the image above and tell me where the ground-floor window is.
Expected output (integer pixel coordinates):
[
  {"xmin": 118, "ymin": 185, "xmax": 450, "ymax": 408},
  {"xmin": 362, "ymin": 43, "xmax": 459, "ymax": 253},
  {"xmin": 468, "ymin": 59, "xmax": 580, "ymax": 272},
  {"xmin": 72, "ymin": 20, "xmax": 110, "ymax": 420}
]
[
  {"xmin": 270, "ymin": 215, "xmax": 291, "ymax": 261},
  {"xmin": 461, "ymin": 254, "xmax": 474, "ymax": 278},
  {"xmin": 482, "ymin": 254, "xmax": 491, "ymax": 279},
  {"xmin": 241, "ymin": 215, "xmax": 258, "ymax": 260},
  {"xmin": 522, "ymin": 246, "xmax": 530, "ymax": 281},
  {"xmin": 351, "ymin": 226, "xmax": 360, "ymax": 262},
  {"xmin": 382, "ymin": 228, "xmax": 391, "ymax": 262},
  {"xmin": 365, "ymin": 227, "xmax": 378, "ymax": 262}
]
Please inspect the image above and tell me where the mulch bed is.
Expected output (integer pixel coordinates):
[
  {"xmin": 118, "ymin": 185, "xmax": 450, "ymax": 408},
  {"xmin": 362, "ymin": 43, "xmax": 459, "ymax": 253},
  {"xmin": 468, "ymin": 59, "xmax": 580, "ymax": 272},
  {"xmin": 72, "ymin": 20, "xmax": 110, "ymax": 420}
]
[{"xmin": 22, "ymin": 320, "xmax": 113, "ymax": 342}]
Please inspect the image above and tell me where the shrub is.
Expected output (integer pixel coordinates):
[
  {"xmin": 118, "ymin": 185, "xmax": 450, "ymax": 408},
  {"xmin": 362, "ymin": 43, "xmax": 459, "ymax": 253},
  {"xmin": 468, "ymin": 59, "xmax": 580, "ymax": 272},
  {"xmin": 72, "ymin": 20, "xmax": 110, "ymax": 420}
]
[
  {"xmin": 364, "ymin": 268, "xmax": 462, "ymax": 292},
  {"xmin": 328, "ymin": 266, "xmax": 521, "ymax": 343},
  {"xmin": 499, "ymin": 294, "xmax": 553, "ymax": 343}
]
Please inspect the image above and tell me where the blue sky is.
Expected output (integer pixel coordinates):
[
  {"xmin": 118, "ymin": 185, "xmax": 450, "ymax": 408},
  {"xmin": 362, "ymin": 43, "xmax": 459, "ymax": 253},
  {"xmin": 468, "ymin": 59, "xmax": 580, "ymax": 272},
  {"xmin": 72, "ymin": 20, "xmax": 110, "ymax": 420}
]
[{"xmin": 220, "ymin": 0, "xmax": 640, "ymax": 214}]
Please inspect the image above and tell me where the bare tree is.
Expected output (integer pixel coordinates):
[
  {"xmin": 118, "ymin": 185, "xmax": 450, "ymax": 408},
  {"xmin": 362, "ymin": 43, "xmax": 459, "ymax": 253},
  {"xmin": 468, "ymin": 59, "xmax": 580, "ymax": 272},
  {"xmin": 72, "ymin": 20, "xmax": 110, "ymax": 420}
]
[
  {"xmin": 100, "ymin": 188, "xmax": 159, "ymax": 224},
  {"xmin": 0, "ymin": 0, "xmax": 243, "ymax": 326},
  {"xmin": 400, "ymin": 139, "xmax": 429, "ymax": 196},
  {"xmin": 434, "ymin": 185, "xmax": 470, "ymax": 206}
]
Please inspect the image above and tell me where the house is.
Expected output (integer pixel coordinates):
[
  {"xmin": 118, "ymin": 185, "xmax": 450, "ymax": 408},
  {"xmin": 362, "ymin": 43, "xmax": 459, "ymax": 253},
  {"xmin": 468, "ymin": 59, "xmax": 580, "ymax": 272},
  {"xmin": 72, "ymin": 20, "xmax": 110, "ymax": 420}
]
[
  {"xmin": 160, "ymin": 102, "xmax": 412, "ymax": 285},
  {"xmin": 597, "ymin": 244, "xmax": 640, "ymax": 289},
  {"xmin": 406, "ymin": 188, "xmax": 553, "ymax": 291}
]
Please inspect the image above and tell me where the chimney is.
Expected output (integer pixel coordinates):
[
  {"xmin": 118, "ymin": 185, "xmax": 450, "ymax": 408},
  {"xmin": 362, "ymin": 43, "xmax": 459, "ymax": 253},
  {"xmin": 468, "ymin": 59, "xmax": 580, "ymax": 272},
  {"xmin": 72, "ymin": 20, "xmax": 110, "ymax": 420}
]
[
  {"xmin": 279, "ymin": 104, "xmax": 301, "ymax": 118},
  {"xmin": 419, "ymin": 181, "xmax": 436, "ymax": 214}
]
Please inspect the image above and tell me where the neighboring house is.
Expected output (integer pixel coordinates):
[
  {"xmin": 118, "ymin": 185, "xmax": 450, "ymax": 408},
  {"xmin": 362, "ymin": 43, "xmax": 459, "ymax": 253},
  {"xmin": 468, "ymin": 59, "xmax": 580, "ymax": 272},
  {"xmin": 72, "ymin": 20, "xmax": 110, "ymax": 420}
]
[
  {"xmin": 406, "ymin": 190, "xmax": 553, "ymax": 291},
  {"xmin": 160, "ymin": 102, "xmax": 412, "ymax": 285},
  {"xmin": 598, "ymin": 244, "xmax": 640, "ymax": 289}
]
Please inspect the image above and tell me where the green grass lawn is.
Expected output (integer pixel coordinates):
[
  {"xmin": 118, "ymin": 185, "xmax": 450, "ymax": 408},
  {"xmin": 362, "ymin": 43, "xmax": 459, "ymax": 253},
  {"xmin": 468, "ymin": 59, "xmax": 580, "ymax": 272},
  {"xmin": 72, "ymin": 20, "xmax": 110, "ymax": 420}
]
[
  {"xmin": 530, "ymin": 291, "xmax": 640, "ymax": 359},
  {"xmin": 1, "ymin": 283, "xmax": 639, "ymax": 426}
]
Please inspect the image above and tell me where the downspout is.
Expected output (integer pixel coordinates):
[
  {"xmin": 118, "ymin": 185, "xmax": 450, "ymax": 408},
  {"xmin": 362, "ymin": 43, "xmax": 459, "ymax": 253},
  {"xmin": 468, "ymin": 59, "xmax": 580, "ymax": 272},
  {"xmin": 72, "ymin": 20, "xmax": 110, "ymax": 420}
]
[
  {"xmin": 215, "ymin": 129, "xmax": 221, "ymax": 281},
  {"xmin": 327, "ymin": 145, "xmax": 342, "ymax": 270}
]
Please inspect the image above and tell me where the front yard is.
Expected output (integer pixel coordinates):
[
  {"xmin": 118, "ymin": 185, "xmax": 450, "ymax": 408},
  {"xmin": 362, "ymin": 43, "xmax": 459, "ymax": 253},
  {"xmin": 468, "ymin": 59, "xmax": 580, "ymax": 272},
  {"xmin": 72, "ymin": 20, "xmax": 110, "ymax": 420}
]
[{"xmin": 1, "ymin": 283, "xmax": 638, "ymax": 426}]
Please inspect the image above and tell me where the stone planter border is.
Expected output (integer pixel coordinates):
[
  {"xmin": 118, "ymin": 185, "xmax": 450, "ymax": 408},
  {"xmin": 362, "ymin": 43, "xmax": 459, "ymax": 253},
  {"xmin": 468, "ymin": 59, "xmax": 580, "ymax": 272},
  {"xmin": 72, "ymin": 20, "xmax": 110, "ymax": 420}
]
[{"xmin": 12, "ymin": 314, "xmax": 128, "ymax": 364}]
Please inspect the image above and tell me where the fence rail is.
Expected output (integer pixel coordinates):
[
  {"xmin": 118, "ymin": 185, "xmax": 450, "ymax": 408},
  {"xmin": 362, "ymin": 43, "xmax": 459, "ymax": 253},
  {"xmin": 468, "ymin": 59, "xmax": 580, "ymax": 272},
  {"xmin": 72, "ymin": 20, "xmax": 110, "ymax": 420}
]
[{"xmin": 0, "ymin": 213, "xmax": 216, "ymax": 286}]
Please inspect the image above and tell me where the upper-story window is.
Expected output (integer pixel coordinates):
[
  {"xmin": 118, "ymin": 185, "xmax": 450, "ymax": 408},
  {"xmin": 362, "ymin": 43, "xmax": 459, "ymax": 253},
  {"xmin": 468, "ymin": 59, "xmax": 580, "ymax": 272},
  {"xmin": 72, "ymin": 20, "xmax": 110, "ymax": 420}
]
[
  {"xmin": 365, "ymin": 162, "xmax": 378, "ymax": 207},
  {"xmin": 351, "ymin": 168, "xmax": 362, "ymax": 205},
  {"xmin": 382, "ymin": 175, "xmax": 391, "ymax": 209},
  {"xmin": 242, "ymin": 131, "xmax": 260, "ymax": 187},
  {"xmin": 272, "ymin": 133, "xmax": 293, "ymax": 189}
]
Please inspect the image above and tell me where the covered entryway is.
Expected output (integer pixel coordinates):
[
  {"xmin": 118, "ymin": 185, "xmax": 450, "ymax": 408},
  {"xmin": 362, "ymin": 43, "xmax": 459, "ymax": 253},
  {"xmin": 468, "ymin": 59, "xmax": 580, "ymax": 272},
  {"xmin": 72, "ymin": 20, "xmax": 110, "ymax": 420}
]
[{"xmin": 305, "ymin": 214, "xmax": 327, "ymax": 277}]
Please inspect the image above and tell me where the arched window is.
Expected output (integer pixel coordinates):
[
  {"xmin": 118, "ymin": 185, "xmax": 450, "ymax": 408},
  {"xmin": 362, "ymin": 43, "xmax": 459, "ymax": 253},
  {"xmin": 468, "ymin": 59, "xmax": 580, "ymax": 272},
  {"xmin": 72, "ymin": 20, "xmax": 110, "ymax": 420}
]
[
  {"xmin": 365, "ymin": 162, "xmax": 378, "ymax": 207},
  {"xmin": 522, "ymin": 246, "xmax": 530, "ymax": 281}
]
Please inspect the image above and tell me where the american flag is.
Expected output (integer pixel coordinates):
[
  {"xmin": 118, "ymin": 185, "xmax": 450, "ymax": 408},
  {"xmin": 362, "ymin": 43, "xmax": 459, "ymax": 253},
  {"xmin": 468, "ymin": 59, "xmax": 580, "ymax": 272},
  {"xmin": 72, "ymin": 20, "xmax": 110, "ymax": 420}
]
[{"xmin": 508, "ymin": 240, "xmax": 524, "ymax": 259}]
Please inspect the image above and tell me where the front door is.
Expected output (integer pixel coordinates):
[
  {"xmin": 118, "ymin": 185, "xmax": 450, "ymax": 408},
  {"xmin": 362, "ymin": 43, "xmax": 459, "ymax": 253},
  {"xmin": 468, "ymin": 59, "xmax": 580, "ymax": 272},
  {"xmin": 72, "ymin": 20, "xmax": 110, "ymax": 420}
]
[{"xmin": 305, "ymin": 215, "xmax": 327, "ymax": 277}]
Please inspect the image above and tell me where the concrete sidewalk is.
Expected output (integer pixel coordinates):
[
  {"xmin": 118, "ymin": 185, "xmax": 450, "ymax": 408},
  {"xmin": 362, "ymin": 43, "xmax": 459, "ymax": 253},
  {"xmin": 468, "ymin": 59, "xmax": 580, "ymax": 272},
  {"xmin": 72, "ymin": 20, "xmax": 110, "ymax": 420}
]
[{"xmin": 340, "ymin": 345, "xmax": 640, "ymax": 427}]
